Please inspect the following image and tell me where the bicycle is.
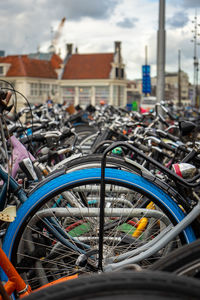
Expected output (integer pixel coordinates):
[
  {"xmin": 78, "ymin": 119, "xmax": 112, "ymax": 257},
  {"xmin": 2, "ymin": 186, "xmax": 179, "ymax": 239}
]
[
  {"xmin": 1, "ymin": 163, "xmax": 198, "ymax": 287},
  {"xmin": 1, "ymin": 88, "xmax": 200, "ymax": 293}
]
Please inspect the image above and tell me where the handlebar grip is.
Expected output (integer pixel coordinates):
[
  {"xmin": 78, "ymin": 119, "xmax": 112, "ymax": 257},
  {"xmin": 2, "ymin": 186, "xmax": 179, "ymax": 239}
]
[
  {"xmin": 160, "ymin": 141, "xmax": 175, "ymax": 152},
  {"xmin": 133, "ymin": 141, "xmax": 149, "ymax": 152},
  {"xmin": 20, "ymin": 134, "xmax": 44, "ymax": 144},
  {"xmin": 0, "ymin": 91, "xmax": 12, "ymax": 113},
  {"xmin": 0, "ymin": 90, "xmax": 12, "ymax": 103},
  {"xmin": 158, "ymin": 130, "xmax": 180, "ymax": 142},
  {"xmin": 145, "ymin": 131, "xmax": 157, "ymax": 138},
  {"xmin": 37, "ymin": 154, "xmax": 49, "ymax": 163},
  {"xmin": 165, "ymin": 132, "xmax": 179, "ymax": 142},
  {"xmin": 5, "ymin": 91, "xmax": 12, "ymax": 105},
  {"xmin": 178, "ymin": 144, "xmax": 189, "ymax": 153}
]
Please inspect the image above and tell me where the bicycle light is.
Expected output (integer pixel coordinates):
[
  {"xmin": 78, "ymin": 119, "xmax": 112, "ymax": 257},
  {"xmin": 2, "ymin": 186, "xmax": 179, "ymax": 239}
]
[{"xmin": 172, "ymin": 163, "xmax": 197, "ymax": 179}]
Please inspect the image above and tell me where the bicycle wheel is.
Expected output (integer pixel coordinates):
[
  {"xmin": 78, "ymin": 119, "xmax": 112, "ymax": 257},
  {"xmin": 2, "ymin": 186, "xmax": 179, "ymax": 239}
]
[
  {"xmin": 2, "ymin": 168, "xmax": 196, "ymax": 291},
  {"xmin": 24, "ymin": 271, "xmax": 200, "ymax": 300},
  {"xmin": 150, "ymin": 238, "xmax": 200, "ymax": 277},
  {"xmin": 64, "ymin": 153, "xmax": 141, "ymax": 173}
]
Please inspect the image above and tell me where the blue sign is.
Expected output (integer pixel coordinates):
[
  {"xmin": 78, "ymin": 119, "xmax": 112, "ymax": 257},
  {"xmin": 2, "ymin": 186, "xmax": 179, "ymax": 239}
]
[{"xmin": 142, "ymin": 65, "xmax": 151, "ymax": 94}]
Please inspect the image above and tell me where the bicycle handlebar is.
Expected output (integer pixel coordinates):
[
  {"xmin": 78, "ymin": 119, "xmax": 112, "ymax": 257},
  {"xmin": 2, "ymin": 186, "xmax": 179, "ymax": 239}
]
[{"xmin": 155, "ymin": 102, "xmax": 177, "ymax": 121}]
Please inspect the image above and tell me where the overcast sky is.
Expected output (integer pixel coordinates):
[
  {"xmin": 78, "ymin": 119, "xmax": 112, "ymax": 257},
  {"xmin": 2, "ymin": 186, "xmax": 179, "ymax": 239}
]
[{"xmin": 1, "ymin": 0, "xmax": 200, "ymax": 83}]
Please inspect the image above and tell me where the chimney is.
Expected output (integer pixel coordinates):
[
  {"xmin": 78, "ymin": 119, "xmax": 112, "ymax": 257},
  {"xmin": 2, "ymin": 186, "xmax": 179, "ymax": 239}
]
[
  {"xmin": 114, "ymin": 41, "xmax": 121, "ymax": 64},
  {"xmin": 66, "ymin": 44, "xmax": 73, "ymax": 56},
  {"xmin": 115, "ymin": 41, "xmax": 121, "ymax": 55}
]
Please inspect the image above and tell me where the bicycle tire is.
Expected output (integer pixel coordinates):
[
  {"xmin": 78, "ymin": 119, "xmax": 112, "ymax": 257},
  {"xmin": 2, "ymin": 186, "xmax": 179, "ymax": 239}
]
[
  {"xmin": 64, "ymin": 154, "xmax": 140, "ymax": 173},
  {"xmin": 150, "ymin": 238, "xmax": 200, "ymax": 277},
  {"xmin": 2, "ymin": 168, "xmax": 196, "ymax": 291},
  {"xmin": 37, "ymin": 153, "xmax": 139, "ymax": 189},
  {"xmin": 25, "ymin": 271, "xmax": 200, "ymax": 300}
]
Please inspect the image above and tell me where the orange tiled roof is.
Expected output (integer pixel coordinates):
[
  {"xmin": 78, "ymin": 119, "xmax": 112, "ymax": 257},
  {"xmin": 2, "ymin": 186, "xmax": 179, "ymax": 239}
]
[
  {"xmin": 61, "ymin": 53, "xmax": 114, "ymax": 79},
  {"xmin": 0, "ymin": 55, "xmax": 59, "ymax": 78},
  {"xmin": 51, "ymin": 53, "xmax": 63, "ymax": 69}
]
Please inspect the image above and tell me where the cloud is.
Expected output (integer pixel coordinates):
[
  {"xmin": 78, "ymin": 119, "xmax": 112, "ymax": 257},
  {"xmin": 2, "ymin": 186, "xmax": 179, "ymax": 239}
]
[
  {"xmin": 0, "ymin": 0, "xmax": 120, "ymax": 55},
  {"xmin": 0, "ymin": 0, "xmax": 119, "ymax": 20},
  {"xmin": 39, "ymin": 0, "xmax": 120, "ymax": 21},
  {"xmin": 0, "ymin": 0, "xmax": 197, "ymax": 83},
  {"xmin": 0, "ymin": 0, "xmax": 119, "ymax": 54},
  {"xmin": 168, "ymin": 0, "xmax": 200, "ymax": 8},
  {"xmin": 182, "ymin": 0, "xmax": 200, "ymax": 8},
  {"xmin": 167, "ymin": 11, "xmax": 189, "ymax": 28},
  {"xmin": 116, "ymin": 17, "xmax": 138, "ymax": 28}
]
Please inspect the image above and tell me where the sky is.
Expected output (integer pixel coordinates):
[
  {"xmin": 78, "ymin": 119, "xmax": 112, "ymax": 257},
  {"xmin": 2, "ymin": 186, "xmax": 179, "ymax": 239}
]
[{"xmin": 0, "ymin": 0, "xmax": 200, "ymax": 83}]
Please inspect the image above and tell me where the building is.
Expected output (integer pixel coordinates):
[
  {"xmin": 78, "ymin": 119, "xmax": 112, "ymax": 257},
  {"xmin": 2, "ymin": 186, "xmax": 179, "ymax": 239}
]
[
  {"xmin": 0, "ymin": 51, "xmax": 63, "ymax": 109},
  {"xmin": 60, "ymin": 41, "xmax": 127, "ymax": 107},
  {"xmin": 0, "ymin": 41, "xmax": 127, "ymax": 109},
  {"xmin": 151, "ymin": 71, "xmax": 191, "ymax": 107}
]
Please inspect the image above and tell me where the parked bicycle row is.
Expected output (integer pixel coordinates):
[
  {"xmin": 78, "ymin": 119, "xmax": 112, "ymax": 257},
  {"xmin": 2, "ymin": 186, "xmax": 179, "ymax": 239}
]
[{"xmin": 1, "ymin": 87, "xmax": 200, "ymax": 299}]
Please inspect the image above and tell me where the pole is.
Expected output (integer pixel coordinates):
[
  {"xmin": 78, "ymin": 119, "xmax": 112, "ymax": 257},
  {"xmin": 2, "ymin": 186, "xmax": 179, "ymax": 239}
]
[
  {"xmin": 197, "ymin": 61, "xmax": 199, "ymax": 108},
  {"xmin": 192, "ymin": 10, "xmax": 199, "ymax": 108},
  {"xmin": 145, "ymin": 45, "xmax": 148, "ymax": 65},
  {"xmin": 145, "ymin": 45, "xmax": 148, "ymax": 97},
  {"xmin": 156, "ymin": 0, "xmax": 166, "ymax": 104},
  {"xmin": 178, "ymin": 49, "xmax": 181, "ymax": 107},
  {"xmin": 117, "ymin": 42, "xmax": 121, "ymax": 107}
]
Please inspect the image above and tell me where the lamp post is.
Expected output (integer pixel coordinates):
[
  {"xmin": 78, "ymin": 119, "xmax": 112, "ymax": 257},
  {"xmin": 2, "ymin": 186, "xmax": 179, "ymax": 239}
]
[
  {"xmin": 156, "ymin": 0, "xmax": 166, "ymax": 104},
  {"xmin": 178, "ymin": 49, "xmax": 181, "ymax": 107},
  {"xmin": 191, "ymin": 10, "xmax": 200, "ymax": 108}
]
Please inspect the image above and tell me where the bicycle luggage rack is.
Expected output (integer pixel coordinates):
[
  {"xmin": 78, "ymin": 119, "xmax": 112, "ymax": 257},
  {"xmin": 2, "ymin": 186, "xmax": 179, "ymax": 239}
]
[{"xmin": 98, "ymin": 140, "xmax": 200, "ymax": 270}]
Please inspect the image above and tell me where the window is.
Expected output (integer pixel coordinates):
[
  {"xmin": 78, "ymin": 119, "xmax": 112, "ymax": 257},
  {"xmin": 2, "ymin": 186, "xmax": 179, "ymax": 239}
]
[
  {"xmin": 30, "ymin": 82, "xmax": 51, "ymax": 97},
  {"xmin": 63, "ymin": 87, "xmax": 75, "ymax": 104},
  {"xmin": 115, "ymin": 68, "xmax": 119, "ymax": 78},
  {"xmin": 95, "ymin": 86, "xmax": 109, "ymax": 105},
  {"xmin": 115, "ymin": 68, "xmax": 124, "ymax": 79},
  {"xmin": 39, "ymin": 83, "xmax": 50, "ymax": 96},
  {"xmin": 30, "ymin": 83, "xmax": 38, "ymax": 96},
  {"xmin": 121, "ymin": 69, "xmax": 124, "ymax": 79},
  {"xmin": 79, "ymin": 87, "xmax": 91, "ymax": 106},
  {"xmin": 0, "ymin": 66, "xmax": 3, "ymax": 75}
]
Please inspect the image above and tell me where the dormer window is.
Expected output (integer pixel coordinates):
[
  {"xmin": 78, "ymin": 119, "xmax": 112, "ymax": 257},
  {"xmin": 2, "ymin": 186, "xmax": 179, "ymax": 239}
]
[
  {"xmin": 115, "ymin": 67, "xmax": 124, "ymax": 79},
  {"xmin": 116, "ymin": 67, "xmax": 119, "ymax": 78},
  {"xmin": 0, "ymin": 63, "xmax": 11, "ymax": 76},
  {"xmin": 121, "ymin": 68, "xmax": 124, "ymax": 79}
]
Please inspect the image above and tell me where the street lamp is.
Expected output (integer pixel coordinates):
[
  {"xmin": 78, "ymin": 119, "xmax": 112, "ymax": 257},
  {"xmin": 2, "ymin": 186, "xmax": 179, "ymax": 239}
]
[
  {"xmin": 191, "ymin": 10, "xmax": 200, "ymax": 108},
  {"xmin": 156, "ymin": 0, "xmax": 166, "ymax": 105}
]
